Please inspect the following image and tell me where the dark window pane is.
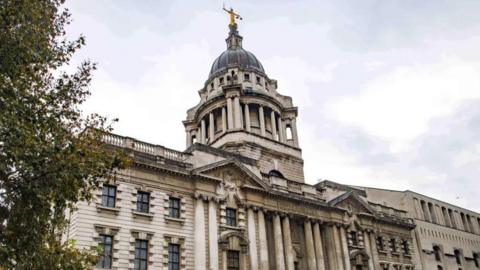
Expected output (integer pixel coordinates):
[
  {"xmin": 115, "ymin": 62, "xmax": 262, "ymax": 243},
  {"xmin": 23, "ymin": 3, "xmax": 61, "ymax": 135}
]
[
  {"xmin": 101, "ymin": 185, "xmax": 116, "ymax": 208},
  {"xmin": 136, "ymin": 192, "xmax": 150, "ymax": 213},
  {"xmin": 169, "ymin": 197, "xmax": 180, "ymax": 218},
  {"xmin": 227, "ymin": 250, "xmax": 240, "ymax": 270},
  {"xmin": 97, "ymin": 235, "xmax": 113, "ymax": 269},
  {"xmin": 168, "ymin": 244, "xmax": 180, "ymax": 270},
  {"xmin": 134, "ymin": 239, "xmax": 148, "ymax": 270},
  {"xmin": 226, "ymin": 208, "xmax": 237, "ymax": 226}
]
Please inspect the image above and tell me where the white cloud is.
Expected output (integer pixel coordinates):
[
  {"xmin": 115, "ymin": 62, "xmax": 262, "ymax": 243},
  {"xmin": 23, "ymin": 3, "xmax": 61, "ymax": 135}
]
[{"xmin": 327, "ymin": 55, "xmax": 480, "ymax": 152}]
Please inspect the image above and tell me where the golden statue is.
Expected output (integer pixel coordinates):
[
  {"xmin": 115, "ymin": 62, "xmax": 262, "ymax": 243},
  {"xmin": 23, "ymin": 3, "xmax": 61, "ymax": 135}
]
[{"xmin": 223, "ymin": 4, "xmax": 242, "ymax": 26}]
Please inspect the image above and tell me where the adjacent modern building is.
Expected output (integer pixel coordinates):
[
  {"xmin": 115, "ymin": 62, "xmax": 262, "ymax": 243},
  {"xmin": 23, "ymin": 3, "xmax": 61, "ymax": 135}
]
[
  {"xmin": 67, "ymin": 18, "xmax": 479, "ymax": 270},
  {"xmin": 360, "ymin": 187, "xmax": 480, "ymax": 270}
]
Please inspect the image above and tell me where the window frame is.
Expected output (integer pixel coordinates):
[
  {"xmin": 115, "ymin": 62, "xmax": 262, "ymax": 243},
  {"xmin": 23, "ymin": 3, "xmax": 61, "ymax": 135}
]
[
  {"xmin": 225, "ymin": 208, "xmax": 237, "ymax": 227},
  {"xmin": 168, "ymin": 243, "xmax": 181, "ymax": 270},
  {"xmin": 134, "ymin": 239, "xmax": 149, "ymax": 270},
  {"xmin": 227, "ymin": 250, "xmax": 240, "ymax": 270},
  {"xmin": 97, "ymin": 234, "xmax": 113, "ymax": 269},
  {"xmin": 168, "ymin": 197, "xmax": 181, "ymax": 218},
  {"xmin": 101, "ymin": 185, "xmax": 117, "ymax": 208},
  {"xmin": 136, "ymin": 191, "xmax": 150, "ymax": 213}
]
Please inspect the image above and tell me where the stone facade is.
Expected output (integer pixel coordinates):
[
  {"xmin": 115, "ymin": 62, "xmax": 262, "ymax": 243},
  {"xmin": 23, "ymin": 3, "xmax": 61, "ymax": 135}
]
[
  {"xmin": 65, "ymin": 20, "xmax": 480, "ymax": 270},
  {"xmin": 362, "ymin": 188, "xmax": 480, "ymax": 270}
]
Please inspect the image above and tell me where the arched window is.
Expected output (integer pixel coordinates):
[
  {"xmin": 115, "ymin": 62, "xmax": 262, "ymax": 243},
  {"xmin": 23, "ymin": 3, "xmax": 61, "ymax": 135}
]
[
  {"xmin": 286, "ymin": 124, "xmax": 293, "ymax": 140},
  {"xmin": 268, "ymin": 170, "xmax": 284, "ymax": 178}
]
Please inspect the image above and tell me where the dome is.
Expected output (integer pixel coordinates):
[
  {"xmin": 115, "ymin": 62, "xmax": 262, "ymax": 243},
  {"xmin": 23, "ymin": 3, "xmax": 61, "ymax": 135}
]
[{"xmin": 208, "ymin": 47, "xmax": 265, "ymax": 78}]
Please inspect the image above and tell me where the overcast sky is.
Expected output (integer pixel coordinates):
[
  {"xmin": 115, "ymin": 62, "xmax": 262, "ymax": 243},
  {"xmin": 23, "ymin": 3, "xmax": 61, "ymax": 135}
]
[{"xmin": 66, "ymin": 0, "xmax": 480, "ymax": 212}]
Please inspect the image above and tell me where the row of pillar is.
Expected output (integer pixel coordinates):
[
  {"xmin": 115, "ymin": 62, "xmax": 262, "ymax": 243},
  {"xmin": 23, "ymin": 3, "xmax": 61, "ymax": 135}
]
[
  {"xmin": 195, "ymin": 199, "xmax": 382, "ymax": 270},
  {"xmin": 188, "ymin": 97, "xmax": 299, "ymax": 147}
]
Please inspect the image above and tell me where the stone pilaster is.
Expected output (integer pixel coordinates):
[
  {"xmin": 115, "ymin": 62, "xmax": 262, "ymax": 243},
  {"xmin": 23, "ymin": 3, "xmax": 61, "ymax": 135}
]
[
  {"xmin": 291, "ymin": 118, "xmax": 299, "ymax": 147},
  {"xmin": 201, "ymin": 120, "xmax": 206, "ymax": 144},
  {"xmin": 194, "ymin": 197, "xmax": 206, "ymax": 270},
  {"xmin": 259, "ymin": 106, "xmax": 266, "ymax": 136},
  {"xmin": 278, "ymin": 117, "xmax": 285, "ymax": 142},
  {"xmin": 245, "ymin": 104, "xmax": 251, "ymax": 132},
  {"xmin": 247, "ymin": 208, "xmax": 258, "ymax": 270},
  {"xmin": 340, "ymin": 227, "xmax": 351, "ymax": 270},
  {"xmin": 209, "ymin": 113, "xmax": 215, "ymax": 141},
  {"xmin": 209, "ymin": 200, "xmax": 219, "ymax": 270},
  {"xmin": 369, "ymin": 232, "xmax": 380, "ymax": 270},
  {"xmin": 222, "ymin": 107, "xmax": 227, "ymax": 133},
  {"xmin": 332, "ymin": 225, "xmax": 344, "ymax": 270},
  {"xmin": 363, "ymin": 231, "xmax": 374, "ymax": 270},
  {"xmin": 234, "ymin": 96, "xmax": 241, "ymax": 129},
  {"xmin": 273, "ymin": 214, "xmax": 286, "ymax": 270},
  {"xmin": 313, "ymin": 222, "xmax": 326, "ymax": 270},
  {"xmin": 227, "ymin": 98, "xmax": 233, "ymax": 130},
  {"xmin": 304, "ymin": 220, "xmax": 317, "ymax": 270},
  {"xmin": 282, "ymin": 216, "xmax": 294, "ymax": 270},
  {"xmin": 271, "ymin": 111, "xmax": 277, "ymax": 140},
  {"xmin": 258, "ymin": 210, "xmax": 269, "ymax": 270},
  {"xmin": 325, "ymin": 226, "xmax": 337, "ymax": 270},
  {"xmin": 186, "ymin": 131, "xmax": 192, "ymax": 147}
]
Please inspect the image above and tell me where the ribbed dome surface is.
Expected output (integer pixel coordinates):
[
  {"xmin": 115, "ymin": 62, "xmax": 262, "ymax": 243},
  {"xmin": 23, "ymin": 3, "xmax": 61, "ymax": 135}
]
[{"xmin": 209, "ymin": 47, "xmax": 265, "ymax": 78}]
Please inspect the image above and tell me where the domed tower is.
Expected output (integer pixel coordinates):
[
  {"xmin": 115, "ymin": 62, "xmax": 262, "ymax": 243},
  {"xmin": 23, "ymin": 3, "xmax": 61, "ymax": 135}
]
[{"xmin": 183, "ymin": 21, "xmax": 304, "ymax": 182}]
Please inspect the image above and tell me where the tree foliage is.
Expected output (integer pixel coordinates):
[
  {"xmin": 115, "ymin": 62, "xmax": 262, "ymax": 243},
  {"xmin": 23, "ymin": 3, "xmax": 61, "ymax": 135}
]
[{"xmin": 0, "ymin": 0, "xmax": 127, "ymax": 268}]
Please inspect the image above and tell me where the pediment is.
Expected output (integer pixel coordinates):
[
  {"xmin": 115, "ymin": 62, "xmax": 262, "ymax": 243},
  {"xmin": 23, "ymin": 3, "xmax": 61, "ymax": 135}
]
[
  {"xmin": 192, "ymin": 159, "xmax": 269, "ymax": 191},
  {"xmin": 329, "ymin": 191, "xmax": 375, "ymax": 216}
]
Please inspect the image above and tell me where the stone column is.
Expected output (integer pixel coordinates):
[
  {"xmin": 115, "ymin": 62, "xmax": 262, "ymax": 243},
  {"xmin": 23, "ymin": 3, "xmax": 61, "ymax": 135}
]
[
  {"xmin": 194, "ymin": 197, "xmax": 206, "ymax": 270},
  {"xmin": 363, "ymin": 231, "xmax": 374, "ymax": 270},
  {"xmin": 209, "ymin": 112, "xmax": 215, "ymax": 141},
  {"xmin": 258, "ymin": 210, "xmax": 269, "ymax": 270},
  {"xmin": 291, "ymin": 118, "xmax": 299, "ymax": 147},
  {"xmin": 282, "ymin": 216, "xmax": 294, "ymax": 270},
  {"xmin": 369, "ymin": 232, "xmax": 380, "ymax": 270},
  {"xmin": 304, "ymin": 220, "xmax": 317, "ymax": 270},
  {"xmin": 273, "ymin": 214, "xmax": 286, "ymax": 270},
  {"xmin": 222, "ymin": 107, "xmax": 227, "ymax": 133},
  {"xmin": 332, "ymin": 226, "xmax": 344, "ymax": 270},
  {"xmin": 209, "ymin": 200, "xmax": 219, "ymax": 270},
  {"xmin": 201, "ymin": 119, "xmax": 206, "ymax": 144},
  {"xmin": 244, "ymin": 104, "xmax": 251, "ymax": 132},
  {"xmin": 325, "ymin": 226, "xmax": 337, "ymax": 270},
  {"xmin": 259, "ymin": 106, "xmax": 266, "ymax": 136},
  {"xmin": 247, "ymin": 208, "xmax": 259, "ymax": 270},
  {"xmin": 186, "ymin": 131, "xmax": 192, "ymax": 147},
  {"xmin": 222, "ymin": 250, "xmax": 227, "ymax": 270},
  {"xmin": 278, "ymin": 117, "xmax": 285, "ymax": 142},
  {"xmin": 234, "ymin": 96, "xmax": 242, "ymax": 129},
  {"xmin": 313, "ymin": 222, "xmax": 326, "ymax": 270},
  {"xmin": 270, "ymin": 110, "xmax": 277, "ymax": 141},
  {"xmin": 340, "ymin": 227, "xmax": 351, "ymax": 270},
  {"xmin": 227, "ymin": 98, "xmax": 233, "ymax": 130}
]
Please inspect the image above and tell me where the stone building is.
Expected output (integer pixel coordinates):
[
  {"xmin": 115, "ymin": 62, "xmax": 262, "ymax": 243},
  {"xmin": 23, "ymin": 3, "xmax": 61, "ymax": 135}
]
[
  {"xmin": 360, "ymin": 188, "xmax": 480, "ymax": 270},
  {"xmin": 68, "ymin": 20, "xmax": 436, "ymax": 270}
]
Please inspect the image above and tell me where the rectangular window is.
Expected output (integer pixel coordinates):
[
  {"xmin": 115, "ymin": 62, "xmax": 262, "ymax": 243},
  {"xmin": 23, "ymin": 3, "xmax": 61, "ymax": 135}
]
[
  {"xmin": 377, "ymin": 236, "xmax": 385, "ymax": 251},
  {"xmin": 169, "ymin": 197, "xmax": 181, "ymax": 218},
  {"xmin": 227, "ymin": 250, "xmax": 240, "ymax": 270},
  {"xmin": 168, "ymin": 244, "xmax": 180, "ymax": 270},
  {"xmin": 433, "ymin": 245, "xmax": 441, "ymax": 261},
  {"xmin": 134, "ymin": 239, "xmax": 148, "ymax": 270},
  {"xmin": 219, "ymin": 77, "xmax": 224, "ymax": 85},
  {"xmin": 244, "ymin": 73, "xmax": 250, "ymax": 81},
  {"xmin": 350, "ymin": 231, "xmax": 358, "ymax": 246},
  {"xmin": 256, "ymin": 76, "xmax": 261, "ymax": 84},
  {"xmin": 101, "ymin": 185, "xmax": 117, "ymax": 208},
  {"xmin": 454, "ymin": 249, "xmax": 462, "ymax": 265},
  {"xmin": 226, "ymin": 208, "xmax": 237, "ymax": 226},
  {"xmin": 136, "ymin": 191, "xmax": 150, "ymax": 213},
  {"xmin": 402, "ymin": 240, "xmax": 410, "ymax": 255},
  {"xmin": 389, "ymin": 238, "xmax": 397, "ymax": 253},
  {"xmin": 97, "ymin": 234, "xmax": 113, "ymax": 269}
]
